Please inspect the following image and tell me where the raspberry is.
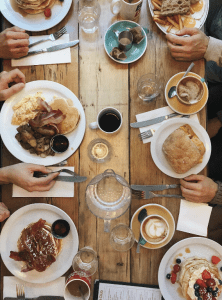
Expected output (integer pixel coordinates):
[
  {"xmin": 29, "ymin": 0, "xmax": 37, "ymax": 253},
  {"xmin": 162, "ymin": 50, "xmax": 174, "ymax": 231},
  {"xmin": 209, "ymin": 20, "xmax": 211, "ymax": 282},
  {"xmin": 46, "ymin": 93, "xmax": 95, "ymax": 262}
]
[
  {"xmin": 173, "ymin": 264, "xmax": 180, "ymax": 273},
  {"xmin": 44, "ymin": 8, "xmax": 51, "ymax": 18},
  {"xmin": 203, "ymin": 293, "xmax": 213, "ymax": 300},
  {"xmin": 170, "ymin": 272, "xmax": 177, "ymax": 284},
  {"xmin": 199, "ymin": 287, "xmax": 207, "ymax": 295},
  {"xmin": 212, "ymin": 256, "xmax": 221, "ymax": 264},
  {"xmin": 202, "ymin": 269, "xmax": 211, "ymax": 280},
  {"xmin": 206, "ymin": 278, "xmax": 216, "ymax": 287},
  {"xmin": 196, "ymin": 279, "xmax": 207, "ymax": 288}
]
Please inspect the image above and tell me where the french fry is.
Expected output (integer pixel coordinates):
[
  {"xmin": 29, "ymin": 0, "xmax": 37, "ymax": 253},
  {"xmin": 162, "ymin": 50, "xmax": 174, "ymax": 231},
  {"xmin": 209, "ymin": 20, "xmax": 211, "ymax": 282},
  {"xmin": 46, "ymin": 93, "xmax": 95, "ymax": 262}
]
[
  {"xmin": 178, "ymin": 14, "xmax": 183, "ymax": 30},
  {"xmin": 166, "ymin": 24, "xmax": 173, "ymax": 33},
  {"xmin": 153, "ymin": 10, "xmax": 162, "ymax": 15},
  {"xmin": 153, "ymin": 0, "xmax": 162, "ymax": 6},
  {"xmin": 166, "ymin": 16, "xmax": 180, "ymax": 29},
  {"xmin": 151, "ymin": 0, "xmax": 161, "ymax": 10},
  {"xmin": 153, "ymin": 16, "xmax": 167, "ymax": 25},
  {"xmin": 173, "ymin": 14, "xmax": 179, "ymax": 23}
]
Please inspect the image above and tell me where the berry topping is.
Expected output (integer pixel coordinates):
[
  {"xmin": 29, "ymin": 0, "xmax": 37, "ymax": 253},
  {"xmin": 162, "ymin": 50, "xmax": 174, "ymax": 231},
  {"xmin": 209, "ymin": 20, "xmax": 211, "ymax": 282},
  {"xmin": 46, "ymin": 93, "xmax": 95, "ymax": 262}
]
[
  {"xmin": 176, "ymin": 258, "xmax": 181, "ymax": 264},
  {"xmin": 202, "ymin": 270, "xmax": 211, "ymax": 280},
  {"xmin": 194, "ymin": 283, "xmax": 200, "ymax": 290},
  {"xmin": 170, "ymin": 272, "xmax": 177, "ymax": 284},
  {"xmin": 212, "ymin": 256, "xmax": 221, "ymax": 265},
  {"xmin": 207, "ymin": 287, "xmax": 213, "ymax": 293},
  {"xmin": 59, "ymin": 0, "xmax": 64, "ymax": 1},
  {"xmin": 44, "ymin": 8, "xmax": 51, "ymax": 18},
  {"xmin": 212, "ymin": 298, "xmax": 217, "ymax": 300},
  {"xmin": 199, "ymin": 287, "xmax": 207, "ymax": 295},
  {"xmin": 195, "ymin": 289, "xmax": 200, "ymax": 297},
  {"xmin": 196, "ymin": 279, "xmax": 207, "ymax": 288},
  {"xmin": 206, "ymin": 278, "xmax": 216, "ymax": 287},
  {"xmin": 220, "ymin": 266, "xmax": 222, "ymax": 272},
  {"xmin": 166, "ymin": 273, "xmax": 171, "ymax": 279},
  {"xmin": 198, "ymin": 298, "xmax": 202, "ymax": 300},
  {"xmin": 219, "ymin": 280, "xmax": 222, "ymax": 285},
  {"xmin": 214, "ymin": 287, "xmax": 219, "ymax": 292},
  {"xmin": 203, "ymin": 293, "xmax": 213, "ymax": 300},
  {"xmin": 173, "ymin": 264, "xmax": 180, "ymax": 273},
  {"xmin": 212, "ymin": 291, "xmax": 218, "ymax": 297}
]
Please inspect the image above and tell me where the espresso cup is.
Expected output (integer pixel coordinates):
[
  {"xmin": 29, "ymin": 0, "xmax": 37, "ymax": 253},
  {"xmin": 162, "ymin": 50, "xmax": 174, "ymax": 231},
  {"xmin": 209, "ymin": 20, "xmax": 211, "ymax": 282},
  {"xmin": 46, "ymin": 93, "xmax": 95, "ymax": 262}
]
[
  {"xmin": 141, "ymin": 215, "xmax": 169, "ymax": 245},
  {"xmin": 64, "ymin": 271, "xmax": 91, "ymax": 300},
  {"xmin": 118, "ymin": 31, "xmax": 133, "ymax": 51},
  {"xmin": 110, "ymin": 0, "xmax": 143, "ymax": 21},
  {"xmin": 89, "ymin": 107, "xmax": 122, "ymax": 134}
]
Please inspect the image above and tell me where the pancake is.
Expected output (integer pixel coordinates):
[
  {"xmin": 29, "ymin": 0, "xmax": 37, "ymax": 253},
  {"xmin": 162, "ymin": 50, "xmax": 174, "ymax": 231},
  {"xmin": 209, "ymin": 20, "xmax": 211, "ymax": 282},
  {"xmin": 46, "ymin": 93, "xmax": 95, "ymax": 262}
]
[
  {"xmin": 15, "ymin": 0, "xmax": 55, "ymax": 14},
  {"xmin": 49, "ymin": 98, "xmax": 80, "ymax": 134}
]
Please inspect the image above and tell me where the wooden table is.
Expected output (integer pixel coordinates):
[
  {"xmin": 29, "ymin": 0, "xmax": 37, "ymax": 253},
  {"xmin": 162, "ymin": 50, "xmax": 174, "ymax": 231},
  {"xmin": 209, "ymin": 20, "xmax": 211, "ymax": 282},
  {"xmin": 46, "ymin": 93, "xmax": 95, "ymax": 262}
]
[{"xmin": 0, "ymin": 0, "xmax": 206, "ymax": 298}]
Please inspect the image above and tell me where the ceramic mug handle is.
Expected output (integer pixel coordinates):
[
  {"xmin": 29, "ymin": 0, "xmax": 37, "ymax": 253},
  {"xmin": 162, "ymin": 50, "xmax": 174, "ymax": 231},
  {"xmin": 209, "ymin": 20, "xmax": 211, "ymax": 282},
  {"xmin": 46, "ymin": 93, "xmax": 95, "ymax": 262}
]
[
  {"xmin": 89, "ymin": 121, "xmax": 98, "ymax": 129},
  {"xmin": 110, "ymin": 0, "xmax": 121, "ymax": 15}
]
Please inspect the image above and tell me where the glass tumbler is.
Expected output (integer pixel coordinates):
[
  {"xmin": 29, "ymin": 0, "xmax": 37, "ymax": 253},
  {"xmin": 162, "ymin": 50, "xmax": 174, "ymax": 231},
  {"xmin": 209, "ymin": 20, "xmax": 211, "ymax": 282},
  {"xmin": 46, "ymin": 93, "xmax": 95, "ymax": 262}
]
[
  {"xmin": 137, "ymin": 73, "xmax": 162, "ymax": 102},
  {"xmin": 78, "ymin": 0, "xmax": 101, "ymax": 33},
  {"xmin": 72, "ymin": 247, "xmax": 98, "ymax": 276},
  {"xmin": 110, "ymin": 224, "xmax": 135, "ymax": 251}
]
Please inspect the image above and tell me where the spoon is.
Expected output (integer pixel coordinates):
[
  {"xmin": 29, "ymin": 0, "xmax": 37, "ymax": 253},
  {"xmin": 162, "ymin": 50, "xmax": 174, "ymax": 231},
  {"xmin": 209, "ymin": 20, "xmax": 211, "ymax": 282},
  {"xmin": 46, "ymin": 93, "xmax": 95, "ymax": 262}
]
[
  {"xmin": 168, "ymin": 62, "xmax": 195, "ymax": 99},
  {"xmin": 136, "ymin": 208, "xmax": 147, "ymax": 254}
]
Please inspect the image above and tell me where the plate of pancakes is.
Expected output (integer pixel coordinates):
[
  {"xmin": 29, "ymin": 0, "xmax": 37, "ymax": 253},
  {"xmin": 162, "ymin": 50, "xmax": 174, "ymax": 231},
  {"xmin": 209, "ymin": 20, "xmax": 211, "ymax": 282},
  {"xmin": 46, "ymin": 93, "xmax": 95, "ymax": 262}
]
[
  {"xmin": 0, "ymin": 0, "xmax": 72, "ymax": 31},
  {"xmin": 0, "ymin": 80, "xmax": 86, "ymax": 166},
  {"xmin": 158, "ymin": 237, "xmax": 222, "ymax": 300},
  {"xmin": 148, "ymin": 0, "xmax": 209, "ymax": 35},
  {"xmin": 0, "ymin": 203, "xmax": 79, "ymax": 283}
]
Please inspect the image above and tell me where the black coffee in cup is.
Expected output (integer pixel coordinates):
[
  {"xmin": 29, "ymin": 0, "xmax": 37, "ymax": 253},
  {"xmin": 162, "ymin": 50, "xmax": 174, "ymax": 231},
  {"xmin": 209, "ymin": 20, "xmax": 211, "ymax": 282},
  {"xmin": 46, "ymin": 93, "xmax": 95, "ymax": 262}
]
[{"xmin": 99, "ymin": 111, "xmax": 121, "ymax": 133}]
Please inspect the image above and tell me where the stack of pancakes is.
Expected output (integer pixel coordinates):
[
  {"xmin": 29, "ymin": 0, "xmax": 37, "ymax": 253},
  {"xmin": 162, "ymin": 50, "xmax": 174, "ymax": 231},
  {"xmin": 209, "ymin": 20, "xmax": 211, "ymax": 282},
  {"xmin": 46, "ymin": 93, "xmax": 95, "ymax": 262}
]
[
  {"xmin": 179, "ymin": 257, "xmax": 222, "ymax": 300},
  {"xmin": 16, "ymin": 0, "xmax": 56, "ymax": 14}
]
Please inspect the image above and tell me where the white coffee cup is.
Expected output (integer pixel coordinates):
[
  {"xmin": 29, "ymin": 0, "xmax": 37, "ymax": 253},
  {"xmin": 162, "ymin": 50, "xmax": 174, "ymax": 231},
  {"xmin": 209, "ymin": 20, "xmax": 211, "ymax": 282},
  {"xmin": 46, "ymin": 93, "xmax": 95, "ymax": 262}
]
[
  {"xmin": 64, "ymin": 271, "xmax": 91, "ymax": 300},
  {"xmin": 89, "ymin": 107, "xmax": 122, "ymax": 134},
  {"xmin": 110, "ymin": 0, "xmax": 143, "ymax": 21},
  {"xmin": 141, "ymin": 215, "xmax": 169, "ymax": 245}
]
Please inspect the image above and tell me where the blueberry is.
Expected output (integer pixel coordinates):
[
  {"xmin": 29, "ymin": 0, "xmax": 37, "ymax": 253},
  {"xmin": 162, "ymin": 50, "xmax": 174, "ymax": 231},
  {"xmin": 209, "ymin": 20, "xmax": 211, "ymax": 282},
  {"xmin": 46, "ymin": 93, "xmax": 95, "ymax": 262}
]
[
  {"xmin": 198, "ymin": 298, "xmax": 202, "ymax": 300},
  {"xmin": 195, "ymin": 290, "xmax": 200, "ymax": 297},
  {"xmin": 214, "ymin": 287, "xmax": 219, "ymax": 292},
  {"xmin": 207, "ymin": 287, "xmax": 213, "ymax": 293},
  {"xmin": 220, "ymin": 266, "xmax": 222, "ymax": 272},
  {"xmin": 212, "ymin": 291, "xmax": 218, "ymax": 297},
  {"xmin": 166, "ymin": 274, "xmax": 171, "ymax": 279},
  {"xmin": 194, "ymin": 283, "xmax": 200, "ymax": 290},
  {"xmin": 59, "ymin": 0, "xmax": 64, "ymax": 2},
  {"xmin": 176, "ymin": 258, "xmax": 181, "ymax": 264},
  {"xmin": 219, "ymin": 280, "xmax": 222, "ymax": 285}
]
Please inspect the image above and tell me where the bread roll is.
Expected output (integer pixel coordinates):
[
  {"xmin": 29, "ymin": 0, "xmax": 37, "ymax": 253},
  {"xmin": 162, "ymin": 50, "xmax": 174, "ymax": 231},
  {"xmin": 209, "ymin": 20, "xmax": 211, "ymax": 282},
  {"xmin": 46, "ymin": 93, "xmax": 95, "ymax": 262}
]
[{"xmin": 162, "ymin": 124, "xmax": 205, "ymax": 174}]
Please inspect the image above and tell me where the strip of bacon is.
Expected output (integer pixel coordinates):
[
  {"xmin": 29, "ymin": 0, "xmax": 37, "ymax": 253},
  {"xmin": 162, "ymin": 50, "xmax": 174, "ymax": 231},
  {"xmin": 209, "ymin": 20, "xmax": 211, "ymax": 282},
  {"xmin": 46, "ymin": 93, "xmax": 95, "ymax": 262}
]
[
  {"xmin": 37, "ymin": 97, "xmax": 52, "ymax": 112},
  {"xmin": 29, "ymin": 110, "xmax": 65, "ymax": 128}
]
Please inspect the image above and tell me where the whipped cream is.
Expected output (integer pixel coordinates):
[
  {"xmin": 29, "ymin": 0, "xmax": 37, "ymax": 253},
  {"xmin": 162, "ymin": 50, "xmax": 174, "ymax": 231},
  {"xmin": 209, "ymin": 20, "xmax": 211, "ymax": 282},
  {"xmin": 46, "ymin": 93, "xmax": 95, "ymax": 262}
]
[{"xmin": 145, "ymin": 217, "xmax": 167, "ymax": 239}]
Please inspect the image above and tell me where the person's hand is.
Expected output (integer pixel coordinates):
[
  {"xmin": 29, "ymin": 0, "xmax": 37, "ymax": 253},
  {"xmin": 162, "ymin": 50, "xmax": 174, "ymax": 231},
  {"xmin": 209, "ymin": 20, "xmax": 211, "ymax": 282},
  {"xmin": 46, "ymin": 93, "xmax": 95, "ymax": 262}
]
[
  {"xmin": 0, "ymin": 163, "xmax": 59, "ymax": 192},
  {"xmin": 0, "ymin": 69, "xmax": 25, "ymax": 101},
  {"xmin": 166, "ymin": 28, "xmax": 209, "ymax": 61},
  {"xmin": 0, "ymin": 26, "xmax": 29, "ymax": 59},
  {"xmin": 0, "ymin": 202, "xmax": 10, "ymax": 222},
  {"xmin": 207, "ymin": 117, "xmax": 222, "ymax": 138},
  {"xmin": 180, "ymin": 174, "xmax": 218, "ymax": 203}
]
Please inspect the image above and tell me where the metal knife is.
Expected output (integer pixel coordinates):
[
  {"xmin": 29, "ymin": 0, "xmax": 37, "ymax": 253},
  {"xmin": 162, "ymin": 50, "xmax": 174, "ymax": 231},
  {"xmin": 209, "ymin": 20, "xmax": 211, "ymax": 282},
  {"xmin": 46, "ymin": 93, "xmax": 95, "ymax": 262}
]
[
  {"xmin": 5, "ymin": 297, "xmax": 64, "ymax": 300},
  {"xmin": 26, "ymin": 40, "xmax": 79, "ymax": 56},
  {"xmin": 131, "ymin": 184, "xmax": 179, "ymax": 191},
  {"xmin": 130, "ymin": 112, "xmax": 179, "ymax": 128},
  {"xmin": 54, "ymin": 175, "xmax": 87, "ymax": 182}
]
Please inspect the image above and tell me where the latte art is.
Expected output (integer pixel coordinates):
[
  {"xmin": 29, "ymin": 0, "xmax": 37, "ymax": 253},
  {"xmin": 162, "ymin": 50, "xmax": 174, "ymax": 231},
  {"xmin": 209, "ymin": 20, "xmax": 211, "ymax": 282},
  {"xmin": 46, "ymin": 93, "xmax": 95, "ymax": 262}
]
[{"xmin": 145, "ymin": 218, "xmax": 167, "ymax": 239}]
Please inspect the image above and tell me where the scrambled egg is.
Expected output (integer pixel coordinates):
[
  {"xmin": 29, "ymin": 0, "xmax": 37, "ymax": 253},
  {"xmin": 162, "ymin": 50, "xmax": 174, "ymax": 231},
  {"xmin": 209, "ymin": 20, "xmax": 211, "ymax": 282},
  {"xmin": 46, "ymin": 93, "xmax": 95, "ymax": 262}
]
[{"xmin": 11, "ymin": 92, "xmax": 44, "ymax": 125}]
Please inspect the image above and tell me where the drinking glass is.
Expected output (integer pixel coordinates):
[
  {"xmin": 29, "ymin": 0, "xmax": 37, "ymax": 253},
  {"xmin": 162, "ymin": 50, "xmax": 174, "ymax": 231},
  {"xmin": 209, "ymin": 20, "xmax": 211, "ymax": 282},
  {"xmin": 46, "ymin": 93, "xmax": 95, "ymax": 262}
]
[
  {"xmin": 72, "ymin": 247, "xmax": 98, "ymax": 276},
  {"xmin": 137, "ymin": 73, "xmax": 162, "ymax": 102},
  {"xmin": 78, "ymin": 0, "xmax": 101, "ymax": 33},
  {"xmin": 110, "ymin": 224, "xmax": 135, "ymax": 251}
]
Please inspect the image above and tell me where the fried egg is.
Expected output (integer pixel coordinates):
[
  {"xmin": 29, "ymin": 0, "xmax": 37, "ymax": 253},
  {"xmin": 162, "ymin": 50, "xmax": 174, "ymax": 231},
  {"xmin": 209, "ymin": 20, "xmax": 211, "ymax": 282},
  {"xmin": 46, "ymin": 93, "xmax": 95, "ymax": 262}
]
[{"xmin": 191, "ymin": 0, "xmax": 205, "ymax": 20}]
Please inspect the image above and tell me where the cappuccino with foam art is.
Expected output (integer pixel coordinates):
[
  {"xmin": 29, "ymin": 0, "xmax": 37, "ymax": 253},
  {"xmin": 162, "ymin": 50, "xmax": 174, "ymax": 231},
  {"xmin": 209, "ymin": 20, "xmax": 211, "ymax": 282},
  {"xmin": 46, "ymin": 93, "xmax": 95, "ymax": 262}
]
[{"xmin": 141, "ymin": 215, "xmax": 169, "ymax": 244}]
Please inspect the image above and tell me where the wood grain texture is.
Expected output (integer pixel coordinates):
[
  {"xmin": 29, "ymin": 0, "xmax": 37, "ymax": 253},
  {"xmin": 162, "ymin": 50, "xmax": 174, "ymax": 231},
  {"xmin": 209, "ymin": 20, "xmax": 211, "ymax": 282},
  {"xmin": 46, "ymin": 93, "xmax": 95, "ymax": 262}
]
[{"xmin": 0, "ymin": 0, "xmax": 206, "ymax": 298}]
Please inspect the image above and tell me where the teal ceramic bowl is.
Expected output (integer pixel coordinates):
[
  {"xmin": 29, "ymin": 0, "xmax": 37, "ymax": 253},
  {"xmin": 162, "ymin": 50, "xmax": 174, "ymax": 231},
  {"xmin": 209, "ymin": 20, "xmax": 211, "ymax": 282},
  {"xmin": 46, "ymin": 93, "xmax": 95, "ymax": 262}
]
[{"xmin": 104, "ymin": 20, "xmax": 148, "ymax": 64}]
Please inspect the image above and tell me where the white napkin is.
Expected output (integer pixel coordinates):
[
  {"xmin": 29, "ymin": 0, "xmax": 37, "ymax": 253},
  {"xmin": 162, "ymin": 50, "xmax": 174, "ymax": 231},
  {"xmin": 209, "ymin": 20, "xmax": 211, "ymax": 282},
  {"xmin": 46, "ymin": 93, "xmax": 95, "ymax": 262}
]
[
  {"xmin": 136, "ymin": 106, "xmax": 199, "ymax": 143},
  {"xmin": 177, "ymin": 199, "xmax": 213, "ymax": 236},
  {"xmin": 3, "ymin": 276, "xmax": 65, "ymax": 298},
  {"xmin": 12, "ymin": 167, "xmax": 74, "ymax": 198},
  {"xmin": 12, "ymin": 34, "xmax": 71, "ymax": 67}
]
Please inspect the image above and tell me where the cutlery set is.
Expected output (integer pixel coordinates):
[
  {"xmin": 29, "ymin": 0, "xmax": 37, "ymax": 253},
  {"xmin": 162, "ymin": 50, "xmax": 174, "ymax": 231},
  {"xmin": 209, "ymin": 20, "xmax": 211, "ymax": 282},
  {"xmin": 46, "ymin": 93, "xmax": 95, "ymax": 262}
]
[{"xmin": 34, "ymin": 169, "xmax": 87, "ymax": 183}]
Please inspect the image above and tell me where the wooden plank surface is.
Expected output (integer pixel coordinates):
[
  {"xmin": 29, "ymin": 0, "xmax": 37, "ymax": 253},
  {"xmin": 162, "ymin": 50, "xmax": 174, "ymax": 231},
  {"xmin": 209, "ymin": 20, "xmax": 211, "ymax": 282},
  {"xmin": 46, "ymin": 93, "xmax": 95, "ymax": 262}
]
[{"xmin": 0, "ymin": 0, "xmax": 206, "ymax": 298}]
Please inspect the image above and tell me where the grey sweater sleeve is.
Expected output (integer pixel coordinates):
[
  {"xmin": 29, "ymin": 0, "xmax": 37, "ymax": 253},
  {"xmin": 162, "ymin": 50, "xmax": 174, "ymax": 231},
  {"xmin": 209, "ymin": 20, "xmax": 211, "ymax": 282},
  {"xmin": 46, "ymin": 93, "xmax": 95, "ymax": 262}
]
[
  {"xmin": 210, "ymin": 181, "xmax": 222, "ymax": 205},
  {"xmin": 204, "ymin": 37, "xmax": 222, "ymax": 66}
]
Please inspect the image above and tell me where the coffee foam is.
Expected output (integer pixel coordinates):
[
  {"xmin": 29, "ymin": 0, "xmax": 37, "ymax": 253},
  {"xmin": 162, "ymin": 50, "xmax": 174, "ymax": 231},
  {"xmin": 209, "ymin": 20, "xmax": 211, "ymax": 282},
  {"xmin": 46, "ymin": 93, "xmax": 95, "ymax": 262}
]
[{"xmin": 142, "ymin": 215, "xmax": 169, "ymax": 244}]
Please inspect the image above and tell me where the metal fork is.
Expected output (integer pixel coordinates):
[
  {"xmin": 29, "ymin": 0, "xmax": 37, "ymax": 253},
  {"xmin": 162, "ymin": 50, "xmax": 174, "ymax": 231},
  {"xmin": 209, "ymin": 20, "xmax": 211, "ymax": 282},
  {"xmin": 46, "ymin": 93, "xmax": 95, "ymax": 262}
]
[
  {"xmin": 132, "ymin": 189, "xmax": 183, "ymax": 199},
  {"xmin": 29, "ymin": 26, "xmax": 67, "ymax": 48},
  {"xmin": 34, "ymin": 168, "xmax": 76, "ymax": 178},
  {"xmin": 16, "ymin": 284, "xmax": 25, "ymax": 300}
]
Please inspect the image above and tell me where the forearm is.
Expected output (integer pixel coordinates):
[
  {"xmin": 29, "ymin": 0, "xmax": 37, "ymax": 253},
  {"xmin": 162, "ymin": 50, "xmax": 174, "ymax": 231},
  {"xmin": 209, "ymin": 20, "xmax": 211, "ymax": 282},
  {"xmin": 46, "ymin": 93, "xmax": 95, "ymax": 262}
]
[
  {"xmin": 0, "ymin": 167, "xmax": 11, "ymax": 185},
  {"xmin": 210, "ymin": 181, "xmax": 222, "ymax": 205},
  {"xmin": 204, "ymin": 37, "xmax": 222, "ymax": 66}
]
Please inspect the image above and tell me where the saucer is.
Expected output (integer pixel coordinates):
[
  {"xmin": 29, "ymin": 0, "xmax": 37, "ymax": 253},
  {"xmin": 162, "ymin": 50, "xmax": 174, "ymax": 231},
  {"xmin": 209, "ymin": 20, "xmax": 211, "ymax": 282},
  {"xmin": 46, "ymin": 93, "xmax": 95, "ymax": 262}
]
[
  {"xmin": 104, "ymin": 20, "xmax": 147, "ymax": 64},
  {"xmin": 165, "ymin": 72, "xmax": 208, "ymax": 115},
  {"xmin": 130, "ymin": 204, "xmax": 175, "ymax": 249}
]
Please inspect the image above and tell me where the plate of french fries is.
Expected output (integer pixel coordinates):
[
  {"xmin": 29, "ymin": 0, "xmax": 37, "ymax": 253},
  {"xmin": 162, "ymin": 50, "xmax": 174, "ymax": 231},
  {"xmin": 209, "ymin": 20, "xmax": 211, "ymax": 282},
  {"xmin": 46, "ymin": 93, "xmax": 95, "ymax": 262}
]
[{"xmin": 148, "ymin": 0, "xmax": 209, "ymax": 34}]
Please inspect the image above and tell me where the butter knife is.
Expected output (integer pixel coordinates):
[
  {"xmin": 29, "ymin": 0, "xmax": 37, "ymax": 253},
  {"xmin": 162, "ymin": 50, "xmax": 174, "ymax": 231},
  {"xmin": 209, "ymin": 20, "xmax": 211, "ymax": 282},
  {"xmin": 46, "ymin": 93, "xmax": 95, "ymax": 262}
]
[
  {"xmin": 130, "ymin": 112, "xmax": 179, "ymax": 128},
  {"xmin": 26, "ymin": 40, "xmax": 79, "ymax": 56},
  {"xmin": 5, "ymin": 297, "xmax": 64, "ymax": 300},
  {"xmin": 54, "ymin": 175, "xmax": 87, "ymax": 182},
  {"xmin": 131, "ymin": 184, "xmax": 179, "ymax": 191}
]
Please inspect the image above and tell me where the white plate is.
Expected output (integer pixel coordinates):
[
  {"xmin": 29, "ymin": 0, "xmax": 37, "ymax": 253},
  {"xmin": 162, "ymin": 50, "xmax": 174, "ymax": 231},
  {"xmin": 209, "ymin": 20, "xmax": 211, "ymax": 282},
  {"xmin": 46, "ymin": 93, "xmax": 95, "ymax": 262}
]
[
  {"xmin": 0, "ymin": 80, "xmax": 86, "ymax": 166},
  {"xmin": 147, "ymin": 0, "xmax": 209, "ymax": 35},
  {"xmin": 150, "ymin": 118, "xmax": 211, "ymax": 179},
  {"xmin": 0, "ymin": 0, "xmax": 72, "ymax": 32},
  {"xmin": 158, "ymin": 237, "xmax": 222, "ymax": 300},
  {"xmin": 0, "ymin": 203, "xmax": 79, "ymax": 283}
]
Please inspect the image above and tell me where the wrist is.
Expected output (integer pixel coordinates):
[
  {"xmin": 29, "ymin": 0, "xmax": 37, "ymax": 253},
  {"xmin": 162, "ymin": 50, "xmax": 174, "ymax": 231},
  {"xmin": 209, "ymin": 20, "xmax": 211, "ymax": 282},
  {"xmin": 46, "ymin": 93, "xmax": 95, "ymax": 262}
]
[
  {"xmin": 0, "ymin": 166, "xmax": 12, "ymax": 184},
  {"xmin": 211, "ymin": 181, "xmax": 222, "ymax": 205}
]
